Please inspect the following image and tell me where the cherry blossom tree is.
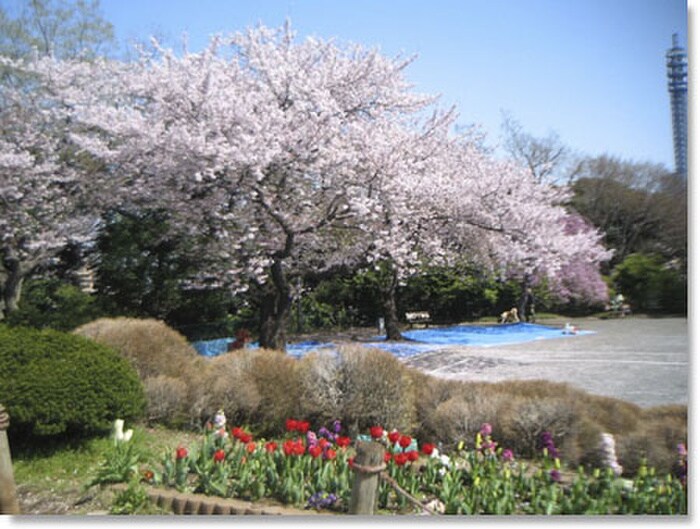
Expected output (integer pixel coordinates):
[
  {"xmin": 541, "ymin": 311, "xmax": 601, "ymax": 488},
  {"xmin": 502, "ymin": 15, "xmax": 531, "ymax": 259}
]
[
  {"xmin": 357, "ymin": 118, "xmax": 611, "ymax": 337},
  {"xmin": 23, "ymin": 24, "xmax": 441, "ymax": 348},
  {"xmin": 542, "ymin": 213, "xmax": 611, "ymax": 308},
  {"xmin": 14, "ymin": 22, "xmax": 611, "ymax": 346},
  {"xmin": 0, "ymin": 60, "xmax": 99, "ymax": 319}
]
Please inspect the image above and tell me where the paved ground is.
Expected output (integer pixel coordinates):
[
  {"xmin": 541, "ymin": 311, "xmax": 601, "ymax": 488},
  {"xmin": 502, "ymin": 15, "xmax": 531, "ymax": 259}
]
[{"xmin": 400, "ymin": 317, "xmax": 688, "ymax": 409}]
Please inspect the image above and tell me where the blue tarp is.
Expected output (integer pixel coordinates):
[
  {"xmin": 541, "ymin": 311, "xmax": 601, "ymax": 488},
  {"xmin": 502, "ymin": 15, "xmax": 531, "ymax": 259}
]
[
  {"xmin": 364, "ymin": 323, "xmax": 593, "ymax": 358},
  {"xmin": 192, "ymin": 323, "xmax": 593, "ymax": 359}
]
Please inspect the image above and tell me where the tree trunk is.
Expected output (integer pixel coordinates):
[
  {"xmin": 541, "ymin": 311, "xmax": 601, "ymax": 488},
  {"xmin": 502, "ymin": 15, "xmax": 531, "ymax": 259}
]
[
  {"xmin": 0, "ymin": 256, "xmax": 25, "ymax": 321},
  {"xmin": 380, "ymin": 268, "xmax": 403, "ymax": 341},
  {"xmin": 258, "ymin": 260, "xmax": 292, "ymax": 351}
]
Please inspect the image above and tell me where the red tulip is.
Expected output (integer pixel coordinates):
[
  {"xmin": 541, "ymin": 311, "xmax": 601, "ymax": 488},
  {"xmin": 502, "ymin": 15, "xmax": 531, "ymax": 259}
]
[
  {"xmin": 239, "ymin": 432, "xmax": 253, "ymax": 443},
  {"xmin": 421, "ymin": 443, "xmax": 436, "ymax": 456},
  {"xmin": 265, "ymin": 441, "xmax": 278, "ymax": 453},
  {"xmin": 213, "ymin": 449, "xmax": 226, "ymax": 463},
  {"xmin": 370, "ymin": 425, "xmax": 384, "ymax": 439},
  {"xmin": 388, "ymin": 431, "xmax": 400, "ymax": 444},
  {"xmin": 283, "ymin": 439, "xmax": 295, "ymax": 456},
  {"xmin": 309, "ymin": 445, "xmax": 323, "ymax": 458},
  {"xmin": 406, "ymin": 450, "xmax": 419, "ymax": 462},
  {"xmin": 285, "ymin": 418, "xmax": 298, "ymax": 432},
  {"xmin": 384, "ymin": 451, "xmax": 392, "ymax": 463},
  {"xmin": 175, "ymin": 446, "xmax": 188, "ymax": 460},
  {"xmin": 231, "ymin": 426, "xmax": 243, "ymax": 439},
  {"xmin": 399, "ymin": 435, "xmax": 412, "ymax": 448},
  {"xmin": 297, "ymin": 421, "xmax": 311, "ymax": 434},
  {"xmin": 293, "ymin": 440, "xmax": 306, "ymax": 456},
  {"xmin": 324, "ymin": 449, "xmax": 337, "ymax": 460},
  {"xmin": 393, "ymin": 453, "xmax": 408, "ymax": 466},
  {"xmin": 246, "ymin": 442, "xmax": 256, "ymax": 453},
  {"xmin": 336, "ymin": 436, "xmax": 351, "ymax": 448}
]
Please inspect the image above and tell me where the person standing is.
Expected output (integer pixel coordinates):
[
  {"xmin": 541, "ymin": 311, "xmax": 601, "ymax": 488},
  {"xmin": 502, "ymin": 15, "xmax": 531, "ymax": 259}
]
[{"xmin": 520, "ymin": 287, "xmax": 536, "ymax": 323}]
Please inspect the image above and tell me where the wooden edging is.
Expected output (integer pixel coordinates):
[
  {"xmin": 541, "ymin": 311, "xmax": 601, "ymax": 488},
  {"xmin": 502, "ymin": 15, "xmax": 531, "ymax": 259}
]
[{"xmin": 110, "ymin": 483, "xmax": 325, "ymax": 515}]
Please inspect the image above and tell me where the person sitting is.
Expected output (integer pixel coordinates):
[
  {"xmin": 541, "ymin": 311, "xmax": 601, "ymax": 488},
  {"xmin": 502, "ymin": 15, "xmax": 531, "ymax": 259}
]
[{"xmin": 562, "ymin": 322, "xmax": 578, "ymax": 335}]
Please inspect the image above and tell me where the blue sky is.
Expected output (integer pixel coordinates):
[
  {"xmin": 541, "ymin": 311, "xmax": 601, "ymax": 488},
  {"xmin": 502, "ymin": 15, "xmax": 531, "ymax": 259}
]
[{"xmin": 97, "ymin": 0, "xmax": 688, "ymax": 171}]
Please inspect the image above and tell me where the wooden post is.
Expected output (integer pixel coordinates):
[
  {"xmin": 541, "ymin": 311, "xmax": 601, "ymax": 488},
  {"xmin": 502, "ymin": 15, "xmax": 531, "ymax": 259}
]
[
  {"xmin": 0, "ymin": 404, "xmax": 20, "ymax": 514},
  {"xmin": 349, "ymin": 441, "xmax": 385, "ymax": 515}
]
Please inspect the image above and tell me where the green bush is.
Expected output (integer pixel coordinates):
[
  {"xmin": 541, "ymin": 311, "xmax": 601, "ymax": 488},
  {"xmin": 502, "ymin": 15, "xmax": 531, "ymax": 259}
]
[
  {"xmin": 612, "ymin": 253, "xmax": 687, "ymax": 314},
  {"xmin": 0, "ymin": 325, "xmax": 145, "ymax": 441},
  {"xmin": 6, "ymin": 278, "xmax": 105, "ymax": 331}
]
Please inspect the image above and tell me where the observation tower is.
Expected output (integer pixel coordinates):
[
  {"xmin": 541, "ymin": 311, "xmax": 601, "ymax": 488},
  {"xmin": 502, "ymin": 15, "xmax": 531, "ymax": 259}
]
[{"xmin": 666, "ymin": 33, "xmax": 687, "ymax": 178}]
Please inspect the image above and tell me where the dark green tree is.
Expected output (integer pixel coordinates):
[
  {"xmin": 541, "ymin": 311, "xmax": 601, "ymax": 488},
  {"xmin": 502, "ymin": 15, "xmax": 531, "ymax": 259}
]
[
  {"xmin": 569, "ymin": 155, "xmax": 678, "ymax": 267},
  {"xmin": 93, "ymin": 209, "xmax": 239, "ymax": 334},
  {"xmin": 5, "ymin": 277, "xmax": 103, "ymax": 331},
  {"xmin": 612, "ymin": 253, "xmax": 686, "ymax": 314},
  {"xmin": 94, "ymin": 209, "xmax": 198, "ymax": 320}
]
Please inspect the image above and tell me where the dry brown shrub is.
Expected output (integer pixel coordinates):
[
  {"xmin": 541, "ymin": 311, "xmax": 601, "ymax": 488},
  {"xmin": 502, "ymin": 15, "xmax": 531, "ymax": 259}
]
[
  {"xmin": 143, "ymin": 375, "xmax": 189, "ymax": 426},
  {"xmin": 642, "ymin": 404, "xmax": 687, "ymax": 423},
  {"xmin": 564, "ymin": 418, "xmax": 606, "ymax": 469},
  {"xmin": 429, "ymin": 394, "xmax": 503, "ymax": 449},
  {"xmin": 336, "ymin": 346, "xmax": 415, "ymax": 435},
  {"xmin": 297, "ymin": 351, "xmax": 343, "ymax": 424},
  {"xmin": 74, "ymin": 317, "xmax": 209, "ymax": 427},
  {"xmin": 615, "ymin": 405, "xmax": 687, "ymax": 476},
  {"xmin": 73, "ymin": 317, "xmax": 199, "ymax": 380},
  {"xmin": 203, "ymin": 349, "xmax": 264, "ymax": 423},
  {"xmin": 249, "ymin": 349, "xmax": 302, "ymax": 433},
  {"xmin": 489, "ymin": 379, "xmax": 583, "ymax": 401},
  {"xmin": 497, "ymin": 386, "xmax": 583, "ymax": 460},
  {"xmin": 578, "ymin": 394, "xmax": 642, "ymax": 434},
  {"xmin": 200, "ymin": 348, "xmax": 301, "ymax": 434},
  {"xmin": 408, "ymin": 369, "xmax": 464, "ymax": 438}
]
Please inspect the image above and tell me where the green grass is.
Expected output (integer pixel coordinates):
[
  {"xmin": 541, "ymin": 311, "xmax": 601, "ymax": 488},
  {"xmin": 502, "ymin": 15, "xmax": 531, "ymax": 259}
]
[{"xmin": 11, "ymin": 424, "xmax": 200, "ymax": 514}]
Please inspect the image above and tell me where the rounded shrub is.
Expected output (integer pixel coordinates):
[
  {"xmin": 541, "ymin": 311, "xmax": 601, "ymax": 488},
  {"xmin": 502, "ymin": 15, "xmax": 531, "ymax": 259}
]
[
  {"xmin": 0, "ymin": 325, "xmax": 145, "ymax": 441},
  {"xmin": 204, "ymin": 348, "xmax": 301, "ymax": 435},
  {"xmin": 336, "ymin": 346, "xmax": 416, "ymax": 435},
  {"xmin": 73, "ymin": 317, "xmax": 200, "ymax": 379},
  {"xmin": 73, "ymin": 317, "xmax": 210, "ymax": 428},
  {"xmin": 143, "ymin": 375, "xmax": 189, "ymax": 425}
]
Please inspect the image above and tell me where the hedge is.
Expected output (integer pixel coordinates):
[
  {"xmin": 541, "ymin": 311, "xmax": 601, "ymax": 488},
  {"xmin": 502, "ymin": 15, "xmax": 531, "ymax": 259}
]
[{"xmin": 0, "ymin": 325, "xmax": 145, "ymax": 441}]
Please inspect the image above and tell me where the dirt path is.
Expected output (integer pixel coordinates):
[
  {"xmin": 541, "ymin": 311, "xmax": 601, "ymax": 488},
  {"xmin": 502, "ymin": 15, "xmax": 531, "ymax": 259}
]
[{"xmin": 399, "ymin": 317, "xmax": 688, "ymax": 408}]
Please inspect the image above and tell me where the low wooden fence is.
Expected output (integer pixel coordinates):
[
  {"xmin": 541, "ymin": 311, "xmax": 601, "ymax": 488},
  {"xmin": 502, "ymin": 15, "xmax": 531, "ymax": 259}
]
[
  {"xmin": 0, "ymin": 406, "xmax": 433, "ymax": 516},
  {"xmin": 0, "ymin": 404, "xmax": 20, "ymax": 514}
]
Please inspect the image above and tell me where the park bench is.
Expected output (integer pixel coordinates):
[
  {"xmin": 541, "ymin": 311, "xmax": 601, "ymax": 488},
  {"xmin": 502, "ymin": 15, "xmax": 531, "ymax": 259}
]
[
  {"xmin": 405, "ymin": 311, "xmax": 431, "ymax": 328},
  {"xmin": 606, "ymin": 304, "xmax": 632, "ymax": 318}
]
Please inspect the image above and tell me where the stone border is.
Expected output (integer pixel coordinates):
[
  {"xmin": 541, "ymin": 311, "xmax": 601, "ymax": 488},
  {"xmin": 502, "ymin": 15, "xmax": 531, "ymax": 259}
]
[{"xmin": 111, "ymin": 483, "xmax": 325, "ymax": 515}]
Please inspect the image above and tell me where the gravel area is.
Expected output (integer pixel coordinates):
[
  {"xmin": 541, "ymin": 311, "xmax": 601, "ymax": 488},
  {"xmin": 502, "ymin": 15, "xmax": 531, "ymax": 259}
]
[{"xmin": 400, "ymin": 317, "xmax": 688, "ymax": 408}]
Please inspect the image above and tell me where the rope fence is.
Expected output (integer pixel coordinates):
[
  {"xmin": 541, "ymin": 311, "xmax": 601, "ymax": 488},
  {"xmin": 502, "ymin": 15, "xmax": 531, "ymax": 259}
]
[{"xmin": 348, "ymin": 443, "xmax": 439, "ymax": 515}]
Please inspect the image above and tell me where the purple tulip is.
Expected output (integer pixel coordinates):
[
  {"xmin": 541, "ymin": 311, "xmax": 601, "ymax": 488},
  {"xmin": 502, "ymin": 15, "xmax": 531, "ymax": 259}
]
[
  {"xmin": 318, "ymin": 427, "xmax": 333, "ymax": 440},
  {"xmin": 306, "ymin": 431, "xmax": 318, "ymax": 446}
]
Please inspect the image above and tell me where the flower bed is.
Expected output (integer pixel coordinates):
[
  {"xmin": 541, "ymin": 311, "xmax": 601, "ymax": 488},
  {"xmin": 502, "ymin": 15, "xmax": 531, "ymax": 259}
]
[{"xmin": 126, "ymin": 416, "xmax": 687, "ymax": 515}]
